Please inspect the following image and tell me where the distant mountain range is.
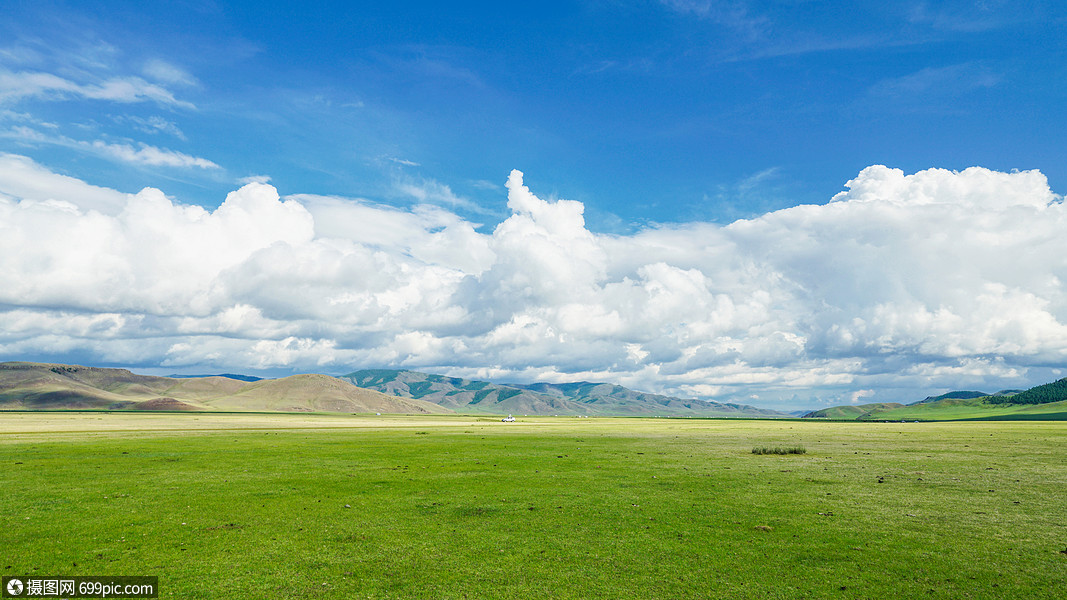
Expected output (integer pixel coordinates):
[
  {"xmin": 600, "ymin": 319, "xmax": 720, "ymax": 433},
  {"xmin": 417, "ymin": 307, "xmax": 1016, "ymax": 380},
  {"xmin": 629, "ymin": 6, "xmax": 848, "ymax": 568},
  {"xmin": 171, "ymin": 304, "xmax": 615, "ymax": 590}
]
[
  {"xmin": 0, "ymin": 361, "xmax": 788, "ymax": 417},
  {"xmin": 0, "ymin": 362, "xmax": 445, "ymax": 414},
  {"xmin": 168, "ymin": 373, "xmax": 264, "ymax": 382},
  {"xmin": 14, "ymin": 360, "xmax": 1060, "ymax": 420},
  {"xmin": 802, "ymin": 378, "xmax": 1067, "ymax": 421},
  {"xmin": 913, "ymin": 390, "xmax": 1023, "ymax": 404},
  {"xmin": 341, "ymin": 369, "xmax": 788, "ymax": 417}
]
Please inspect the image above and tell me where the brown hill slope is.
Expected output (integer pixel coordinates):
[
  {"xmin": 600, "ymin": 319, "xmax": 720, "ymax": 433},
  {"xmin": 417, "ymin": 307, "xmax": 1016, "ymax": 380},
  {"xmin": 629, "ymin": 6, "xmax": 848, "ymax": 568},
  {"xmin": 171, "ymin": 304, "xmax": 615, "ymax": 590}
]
[
  {"xmin": 206, "ymin": 374, "xmax": 449, "ymax": 414},
  {"xmin": 0, "ymin": 362, "xmax": 171, "ymax": 409},
  {"xmin": 0, "ymin": 362, "xmax": 448, "ymax": 414}
]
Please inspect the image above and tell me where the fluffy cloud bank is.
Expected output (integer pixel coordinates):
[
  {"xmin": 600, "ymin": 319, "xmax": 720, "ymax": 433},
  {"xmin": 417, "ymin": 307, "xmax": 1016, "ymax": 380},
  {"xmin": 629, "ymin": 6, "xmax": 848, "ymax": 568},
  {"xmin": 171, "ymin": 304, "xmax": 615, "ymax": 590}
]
[{"xmin": 1, "ymin": 153, "xmax": 1064, "ymax": 407}]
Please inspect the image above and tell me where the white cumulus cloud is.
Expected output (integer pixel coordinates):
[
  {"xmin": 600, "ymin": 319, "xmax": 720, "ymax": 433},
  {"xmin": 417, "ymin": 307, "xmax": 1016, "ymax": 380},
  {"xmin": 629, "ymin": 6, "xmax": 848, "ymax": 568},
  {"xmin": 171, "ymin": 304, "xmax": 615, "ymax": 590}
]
[{"xmin": 0, "ymin": 158, "xmax": 1064, "ymax": 409}]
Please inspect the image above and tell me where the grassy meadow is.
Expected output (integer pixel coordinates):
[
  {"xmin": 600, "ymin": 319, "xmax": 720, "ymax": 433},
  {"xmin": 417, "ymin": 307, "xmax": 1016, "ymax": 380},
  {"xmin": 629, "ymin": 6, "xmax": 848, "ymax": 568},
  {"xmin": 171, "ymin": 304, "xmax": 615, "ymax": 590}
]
[{"xmin": 1, "ymin": 413, "xmax": 1065, "ymax": 599}]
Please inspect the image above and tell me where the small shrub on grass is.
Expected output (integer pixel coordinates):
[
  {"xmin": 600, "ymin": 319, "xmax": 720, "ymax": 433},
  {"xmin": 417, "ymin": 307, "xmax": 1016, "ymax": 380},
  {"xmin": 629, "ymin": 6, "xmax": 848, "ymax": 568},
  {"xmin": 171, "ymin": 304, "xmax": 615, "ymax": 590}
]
[{"xmin": 751, "ymin": 446, "xmax": 806, "ymax": 455}]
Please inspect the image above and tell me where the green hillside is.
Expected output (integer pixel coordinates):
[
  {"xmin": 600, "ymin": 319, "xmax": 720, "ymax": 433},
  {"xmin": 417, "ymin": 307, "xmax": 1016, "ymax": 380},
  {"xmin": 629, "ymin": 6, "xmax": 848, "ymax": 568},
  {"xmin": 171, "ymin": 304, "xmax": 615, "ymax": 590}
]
[
  {"xmin": 801, "ymin": 403, "xmax": 904, "ymax": 419},
  {"xmin": 803, "ymin": 376, "xmax": 1067, "ymax": 421},
  {"xmin": 915, "ymin": 390, "xmax": 988, "ymax": 404},
  {"xmin": 990, "ymin": 377, "xmax": 1067, "ymax": 405},
  {"xmin": 871, "ymin": 398, "xmax": 1067, "ymax": 421}
]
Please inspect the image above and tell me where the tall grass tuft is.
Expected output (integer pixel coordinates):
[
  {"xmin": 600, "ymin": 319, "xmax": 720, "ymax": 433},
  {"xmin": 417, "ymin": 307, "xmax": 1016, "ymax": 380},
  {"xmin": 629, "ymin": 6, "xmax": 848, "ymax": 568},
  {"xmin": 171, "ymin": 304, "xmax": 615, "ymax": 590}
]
[{"xmin": 751, "ymin": 446, "xmax": 806, "ymax": 455}]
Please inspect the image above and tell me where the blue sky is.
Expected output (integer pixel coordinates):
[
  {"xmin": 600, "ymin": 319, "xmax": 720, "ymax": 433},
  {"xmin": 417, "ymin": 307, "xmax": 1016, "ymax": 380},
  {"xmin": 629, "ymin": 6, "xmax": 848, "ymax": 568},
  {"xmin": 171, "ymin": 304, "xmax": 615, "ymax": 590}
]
[
  {"xmin": 5, "ymin": 0, "xmax": 1064, "ymax": 226},
  {"xmin": 1, "ymin": 1, "xmax": 1066, "ymax": 410}
]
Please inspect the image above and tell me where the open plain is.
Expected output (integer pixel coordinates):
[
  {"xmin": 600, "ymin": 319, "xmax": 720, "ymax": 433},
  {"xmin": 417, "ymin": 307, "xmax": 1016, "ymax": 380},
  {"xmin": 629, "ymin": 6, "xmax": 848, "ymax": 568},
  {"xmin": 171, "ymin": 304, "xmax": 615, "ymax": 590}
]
[{"xmin": 2, "ymin": 413, "xmax": 1065, "ymax": 599}]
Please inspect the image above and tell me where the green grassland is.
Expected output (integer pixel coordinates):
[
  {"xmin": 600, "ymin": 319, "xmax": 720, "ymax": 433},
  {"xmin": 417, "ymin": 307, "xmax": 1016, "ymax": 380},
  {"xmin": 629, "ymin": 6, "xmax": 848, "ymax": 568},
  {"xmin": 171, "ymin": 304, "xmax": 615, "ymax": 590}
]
[{"xmin": 2, "ymin": 413, "xmax": 1065, "ymax": 599}]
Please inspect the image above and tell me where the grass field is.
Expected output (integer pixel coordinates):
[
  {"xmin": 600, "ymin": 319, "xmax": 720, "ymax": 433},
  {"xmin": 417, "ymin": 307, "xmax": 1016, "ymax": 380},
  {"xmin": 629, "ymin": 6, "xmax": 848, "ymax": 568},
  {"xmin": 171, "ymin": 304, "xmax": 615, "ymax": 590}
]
[{"xmin": 2, "ymin": 413, "xmax": 1065, "ymax": 599}]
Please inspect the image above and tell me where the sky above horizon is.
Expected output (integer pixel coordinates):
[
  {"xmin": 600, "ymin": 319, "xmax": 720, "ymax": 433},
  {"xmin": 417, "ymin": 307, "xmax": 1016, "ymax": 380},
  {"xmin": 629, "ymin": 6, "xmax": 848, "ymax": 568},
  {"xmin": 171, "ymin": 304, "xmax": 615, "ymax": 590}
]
[{"xmin": 1, "ymin": 1, "xmax": 1066, "ymax": 411}]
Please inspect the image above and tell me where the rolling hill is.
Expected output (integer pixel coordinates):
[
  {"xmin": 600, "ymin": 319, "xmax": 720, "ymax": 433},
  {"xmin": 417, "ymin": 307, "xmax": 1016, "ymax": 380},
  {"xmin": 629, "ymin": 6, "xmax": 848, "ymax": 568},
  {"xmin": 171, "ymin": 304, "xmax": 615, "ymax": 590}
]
[
  {"xmin": 341, "ymin": 369, "xmax": 788, "ymax": 417},
  {"xmin": 803, "ymin": 377, "xmax": 1067, "ymax": 421},
  {"xmin": 914, "ymin": 391, "xmax": 989, "ymax": 404},
  {"xmin": 801, "ymin": 402, "xmax": 905, "ymax": 420},
  {"xmin": 0, "ymin": 362, "xmax": 447, "ymax": 414},
  {"xmin": 859, "ymin": 397, "xmax": 1067, "ymax": 421}
]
